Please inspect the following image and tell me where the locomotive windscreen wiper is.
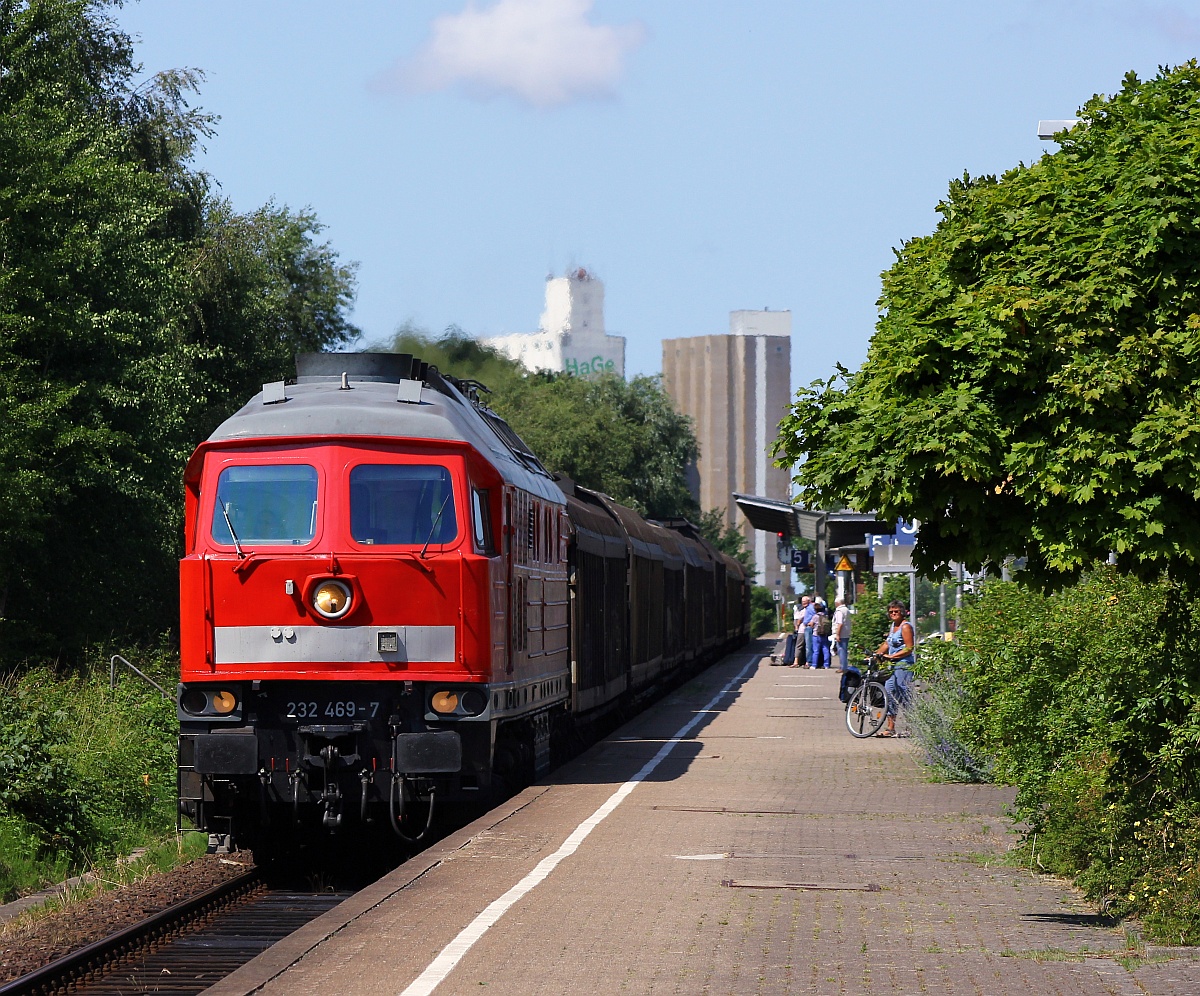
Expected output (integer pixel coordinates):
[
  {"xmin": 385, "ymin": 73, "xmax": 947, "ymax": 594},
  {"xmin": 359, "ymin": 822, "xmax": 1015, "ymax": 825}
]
[
  {"xmin": 220, "ymin": 500, "xmax": 246, "ymax": 558},
  {"xmin": 420, "ymin": 492, "xmax": 452, "ymax": 559}
]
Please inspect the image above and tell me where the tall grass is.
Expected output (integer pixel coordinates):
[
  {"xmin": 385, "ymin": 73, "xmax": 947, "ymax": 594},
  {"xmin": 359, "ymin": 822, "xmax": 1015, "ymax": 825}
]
[{"xmin": 0, "ymin": 644, "xmax": 180, "ymax": 901}]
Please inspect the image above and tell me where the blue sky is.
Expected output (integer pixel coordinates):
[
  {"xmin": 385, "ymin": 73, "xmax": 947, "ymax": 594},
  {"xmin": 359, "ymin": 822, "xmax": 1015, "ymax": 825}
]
[{"xmin": 119, "ymin": 1, "xmax": 1200, "ymax": 387}]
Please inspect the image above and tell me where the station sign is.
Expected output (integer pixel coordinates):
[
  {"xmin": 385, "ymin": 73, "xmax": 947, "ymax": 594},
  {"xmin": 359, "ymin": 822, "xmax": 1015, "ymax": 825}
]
[{"xmin": 867, "ymin": 518, "xmax": 917, "ymax": 548}]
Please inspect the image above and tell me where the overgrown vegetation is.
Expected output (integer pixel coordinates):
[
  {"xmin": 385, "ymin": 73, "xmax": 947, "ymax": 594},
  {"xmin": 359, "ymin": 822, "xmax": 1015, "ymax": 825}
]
[
  {"xmin": 911, "ymin": 569, "xmax": 1200, "ymax": 943},
  {"xmin": 0, "ymin": 0, "xmax": 356, "ymax": 897},
  {"xmin": 773, "ymin": 62, "xmax": 1200, "ymax": 943},
  {"xmin": 749, "ymin": 587, "xmax": 777, "ymax": 638},
  {"xmin": 0, "ymin": 647, "xmax": 181, "ymax": 901}
]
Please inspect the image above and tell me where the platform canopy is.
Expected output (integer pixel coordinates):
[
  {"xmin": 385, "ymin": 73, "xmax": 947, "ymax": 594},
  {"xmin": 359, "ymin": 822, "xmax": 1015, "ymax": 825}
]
[
  {"xmin": 732, "ymin": 493, "xmax": 824, "ymax": 541},
  {"xmin": 733, "ymin": 494, "xmax": 893, "ymax": 548}
]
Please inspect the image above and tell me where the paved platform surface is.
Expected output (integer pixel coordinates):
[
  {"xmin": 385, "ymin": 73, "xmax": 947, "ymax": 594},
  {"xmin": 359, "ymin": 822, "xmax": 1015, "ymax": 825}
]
[{"xmin": 205, "ymin": 640, "xmax": 1200, "ymax": 996}]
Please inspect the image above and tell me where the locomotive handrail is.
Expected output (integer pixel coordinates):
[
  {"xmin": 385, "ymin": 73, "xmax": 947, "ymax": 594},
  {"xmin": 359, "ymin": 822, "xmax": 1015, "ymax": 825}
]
[{"xmin": 110, "ymin": 654, "xmax": 170, "ymax": 700}]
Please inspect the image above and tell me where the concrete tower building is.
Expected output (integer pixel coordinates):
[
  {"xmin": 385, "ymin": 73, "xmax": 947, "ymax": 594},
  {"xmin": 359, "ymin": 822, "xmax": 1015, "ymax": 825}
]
[
  {"xmin": 486, "ymin": 269, "xmax": 626, "ymax": 378},
  {"xmin": 662, "ymin": 311, "xmax": 792, "ymax": 585}
]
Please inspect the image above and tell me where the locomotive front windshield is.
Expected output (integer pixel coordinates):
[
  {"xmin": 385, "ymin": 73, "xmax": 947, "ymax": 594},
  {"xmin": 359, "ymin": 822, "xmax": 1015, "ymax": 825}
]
[
  {"xmin": 212, "ymin": 465, "xmax": 318, "ymax": 546},
  {"xmin": 350, "ymin": 465, "xmax": 458, "ymax": 546}
]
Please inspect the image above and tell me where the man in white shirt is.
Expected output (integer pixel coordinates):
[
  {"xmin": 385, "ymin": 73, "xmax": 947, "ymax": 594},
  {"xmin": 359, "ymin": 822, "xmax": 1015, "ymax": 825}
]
[
  {"xmin": 831, "ymin": 596, "xmax": 852, "ymax": 670},
  {"xmin": 790, "ymin": 596, "xmax": 810, "ymax": 666}
]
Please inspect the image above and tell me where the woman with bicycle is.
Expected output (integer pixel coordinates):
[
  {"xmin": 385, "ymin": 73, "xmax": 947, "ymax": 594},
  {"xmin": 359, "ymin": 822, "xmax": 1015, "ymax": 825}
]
[{"xmin": 875, "ymin": 600, "xmax": 915, "ymax": 737}]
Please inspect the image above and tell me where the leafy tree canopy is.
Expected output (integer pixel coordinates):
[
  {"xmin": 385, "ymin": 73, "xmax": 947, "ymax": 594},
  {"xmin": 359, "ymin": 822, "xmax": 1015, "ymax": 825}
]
[
  {"xmin": 696, "ymin": 508, "xmax": 754, "ymax": 573},
  {"xmin": 386, "ymin": 328, "xmax": 701, "ymax": 522},
  {"xmin": 0, "ymin": 0, "xmax": 357, "ymax": 658},
  {"xmin": 776, "ymin": 63, "xmax": 1200, "ymax": 588}
]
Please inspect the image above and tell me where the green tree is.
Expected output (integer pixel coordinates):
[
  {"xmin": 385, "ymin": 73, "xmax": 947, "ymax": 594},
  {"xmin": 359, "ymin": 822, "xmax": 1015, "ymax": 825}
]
[
  {"xmin": 0, "ymin": 0, "xmax": 358, "ymax": 657},
  {"xmin": 775, "ymin": 63, "xmax": 1200, "ymax": 588},
  {"xmin": 179, "ymin": 198, "xmax": 358, "ymax": 439},
  {"xmin": 697, "ymin": 508, "xmax": 754, "ymax": 573},
  {"xmin": 0, "ymin": 0, "xmax": 193, "ymax": 649},
  {"xmin": 385, "ymin": 328, "xmax": 701, "ymax": 521},
  {"xmin": 498, "ymin": 372, "xmax": 699, "ymax": 521}
]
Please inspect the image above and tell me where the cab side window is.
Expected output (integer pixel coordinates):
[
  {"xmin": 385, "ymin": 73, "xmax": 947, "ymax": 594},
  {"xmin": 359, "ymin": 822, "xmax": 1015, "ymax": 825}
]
[{"xmin": 472, "ymin": 489, "xmax": 495, "ymax": 555}]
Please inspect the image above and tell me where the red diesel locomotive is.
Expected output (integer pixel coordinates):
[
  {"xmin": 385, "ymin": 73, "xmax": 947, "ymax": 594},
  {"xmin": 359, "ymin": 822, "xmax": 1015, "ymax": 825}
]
[{"xmin": 177, "ymin": 352, "xmax": 750, "ymax": 853}]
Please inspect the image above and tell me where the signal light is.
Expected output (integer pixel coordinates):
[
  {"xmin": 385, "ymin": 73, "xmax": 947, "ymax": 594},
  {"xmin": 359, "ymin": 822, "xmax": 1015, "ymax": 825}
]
[
  {"xmin": 211, "ymin": 690, "xmax": 237, "ymax": 714},
  {"xmin": 431, "ymin": 690, "xmax": 459, "ymax": 714},
  {"xmin": 179, "ymin": 686, "xmax": 239, "ymax": 717}
]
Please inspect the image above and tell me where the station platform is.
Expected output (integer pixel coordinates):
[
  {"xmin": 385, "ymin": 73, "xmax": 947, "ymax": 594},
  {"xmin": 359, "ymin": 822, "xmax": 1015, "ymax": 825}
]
[{"xmin": 205, "ymin": 640, "xmax": 1200, "ymax": 996}]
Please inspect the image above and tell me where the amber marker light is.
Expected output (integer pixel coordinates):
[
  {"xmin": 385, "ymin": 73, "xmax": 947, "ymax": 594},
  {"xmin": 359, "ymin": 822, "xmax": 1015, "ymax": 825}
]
[
  {"xmin": 431, "ymin": 690, "xmax": 459, "ymax": 714},
  {"xmin": 312, "ymin": 579, "xmax": 352, "ymax": 619},
  {"xmin": 211, "ymin": 690, "xmax": 238, "ymax": 715}
]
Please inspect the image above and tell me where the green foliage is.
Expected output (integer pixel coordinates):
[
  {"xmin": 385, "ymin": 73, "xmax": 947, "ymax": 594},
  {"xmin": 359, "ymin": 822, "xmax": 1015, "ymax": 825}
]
[
  {"xmin": 502, "ymin": 372, "xmax": 700, "ymax": 520},
  {"xmin": 904, "ymin": 659, "xmax": 993, "ymax": 783},
  {"xmin": 915, "ymin": 568, "xmax": 1200, "ymax": 941},
  {"xmin": 697, "ymin": 508, "xmax": 755, "ymax": 573},
  {"xmin": 179, "ymin": 197, "xmax": 358, "ymax": 439},
  {"xmin": 775, "ymin": 63, "xmax": 1200, "ymax": 588},
  {"xmin": 0, "ymin": 0, "xmax": 357, "ymax": 659},
  {"xmin": 385, "ymin": 328, "xmax": 701, "ymax": 520},
  {"xmin": 0, "ymin": 645, "xmax": 181, "ymax": 899},
  {"xmin": 749, "ymin": 586, "xmax": 777, "ymax": 638}
]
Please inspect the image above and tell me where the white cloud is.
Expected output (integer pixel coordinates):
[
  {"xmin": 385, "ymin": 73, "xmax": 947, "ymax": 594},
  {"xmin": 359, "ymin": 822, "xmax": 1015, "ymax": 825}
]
[{"xmin": 378, "ymin": 0, "xmax": 646, "ymax": 108}]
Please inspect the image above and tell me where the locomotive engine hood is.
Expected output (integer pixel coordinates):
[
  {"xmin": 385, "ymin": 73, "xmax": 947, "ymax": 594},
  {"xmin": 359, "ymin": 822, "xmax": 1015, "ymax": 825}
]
[{"xmin": 187, "ymin": 352, "xmax": 565, "ymax": 507}]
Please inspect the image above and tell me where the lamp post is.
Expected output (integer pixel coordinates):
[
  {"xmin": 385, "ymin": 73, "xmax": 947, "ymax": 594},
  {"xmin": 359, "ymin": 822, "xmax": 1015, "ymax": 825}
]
[{"xmin": 1037, "ymin": 119, "xmax": 1080, "ymax": 140}]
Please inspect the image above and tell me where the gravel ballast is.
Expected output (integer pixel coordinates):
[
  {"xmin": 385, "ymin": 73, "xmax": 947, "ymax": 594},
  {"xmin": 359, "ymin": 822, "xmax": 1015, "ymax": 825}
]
[{"xmin": 0, "ymin": 854, "xmax": 253, "ymax": 983}]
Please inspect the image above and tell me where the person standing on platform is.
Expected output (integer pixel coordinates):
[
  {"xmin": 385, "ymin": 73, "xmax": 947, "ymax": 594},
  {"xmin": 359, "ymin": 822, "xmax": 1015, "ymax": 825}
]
[
  {"xmin": 832, "ymin": 596, "xmax": 852, "ymax": 670},
  {"xmin": 809, "ymin": 600, "xmax": 832, "ymax": 669},
  {"xmin": 875, "ymin": 601, "xmax": 915, "ymax": 737},
  {"xmin": 803, "ymin": 595, "xmax": 818, "ymax": 664},
  {"xmin": 790, "ymin": 595, "xmax": 812, "ymax": 667}
]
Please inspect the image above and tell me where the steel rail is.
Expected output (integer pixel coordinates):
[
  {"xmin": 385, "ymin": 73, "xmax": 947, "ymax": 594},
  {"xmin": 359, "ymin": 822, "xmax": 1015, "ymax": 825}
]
[{"xmin": 0, "ymin": 869, "xmax": 263, "ymax": 996}]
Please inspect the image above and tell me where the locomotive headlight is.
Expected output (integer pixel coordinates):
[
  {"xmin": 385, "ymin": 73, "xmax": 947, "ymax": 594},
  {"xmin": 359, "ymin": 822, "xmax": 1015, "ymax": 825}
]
[
  {"xmin": 460, "ymin": 689, "xmax": 487, "ymax": 716},
  {"xmin": 181, "ymin": 688, "xmax": 208, "ymax": 715},
  {"xmin": 210, "ymin": 690, "xmax": 238, "ymax": 714},
  {"xmin": 431, "ymin": 690, "xmax": 459, "ymax": 714},
  {"xmin": 312, "ymin": 579, "xmax": 352, "ymax": 619},
  {"xmin": 179, "ymin": 686, "xmax": 238, "ymax": 717}
]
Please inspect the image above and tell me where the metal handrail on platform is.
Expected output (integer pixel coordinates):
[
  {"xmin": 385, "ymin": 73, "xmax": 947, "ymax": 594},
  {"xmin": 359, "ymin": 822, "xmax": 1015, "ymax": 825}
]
[{"xmin": 109, "ymin": 654, "xmax": 170, "ymax": 700}]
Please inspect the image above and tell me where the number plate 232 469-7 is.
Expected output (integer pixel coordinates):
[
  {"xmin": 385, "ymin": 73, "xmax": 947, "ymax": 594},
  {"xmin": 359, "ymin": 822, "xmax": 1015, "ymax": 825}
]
[{"xmin": 285, "ymin": 700, "xmax": 380, "ymax": 721}]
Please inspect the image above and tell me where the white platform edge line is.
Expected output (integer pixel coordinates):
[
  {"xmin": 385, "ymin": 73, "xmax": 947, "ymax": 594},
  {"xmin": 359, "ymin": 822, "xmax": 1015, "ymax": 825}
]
[{"xmin": 397, "ymin": 653, "xmax": 760, "ymax": 996}]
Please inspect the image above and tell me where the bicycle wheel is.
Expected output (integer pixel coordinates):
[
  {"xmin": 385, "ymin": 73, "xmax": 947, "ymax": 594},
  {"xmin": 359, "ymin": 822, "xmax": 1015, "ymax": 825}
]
[{"xmin": 846, "ymin": 681, "xmax": 890, "ymax": 738}]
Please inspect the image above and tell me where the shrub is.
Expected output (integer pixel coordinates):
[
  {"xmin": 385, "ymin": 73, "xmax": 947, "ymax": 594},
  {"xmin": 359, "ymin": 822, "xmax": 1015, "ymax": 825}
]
[
  {"xmin": 750, "ymin": 586, "xmax": 777, "ymax": 638},
  {"xmin": 911, "ymin": 567, "xmax": 1200, "ymax": 942},
  {"xmin": 904, "ymin": 650, "xmax": 993, "ymax": 783},
  {"xmin": 0, "ymin": 644, "xmax": 180, "ymax": 899}
]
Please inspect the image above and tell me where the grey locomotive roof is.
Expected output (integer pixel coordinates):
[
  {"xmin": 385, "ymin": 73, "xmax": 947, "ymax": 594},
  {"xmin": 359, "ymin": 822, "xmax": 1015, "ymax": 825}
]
[{"xmin": 207, "ymin": 374, "xmax": 566, "ymax": 504}]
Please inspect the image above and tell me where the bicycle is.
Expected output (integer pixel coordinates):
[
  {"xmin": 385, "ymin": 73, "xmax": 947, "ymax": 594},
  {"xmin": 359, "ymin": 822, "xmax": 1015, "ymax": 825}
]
[{"xmin": 845, "ymin": 654, "xmax": 894, "ymax": 738}]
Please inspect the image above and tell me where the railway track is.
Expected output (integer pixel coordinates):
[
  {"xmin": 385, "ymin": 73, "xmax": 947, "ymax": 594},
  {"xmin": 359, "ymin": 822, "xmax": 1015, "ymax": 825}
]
[{"xmin": 0, "ymin": 869, "xmax": 353, "ymax": 996}]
